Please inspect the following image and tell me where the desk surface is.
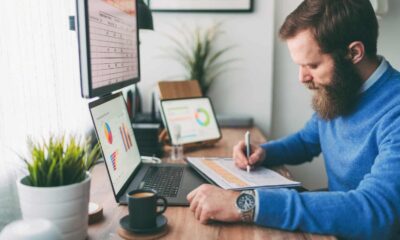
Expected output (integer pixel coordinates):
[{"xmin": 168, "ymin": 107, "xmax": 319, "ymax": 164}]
[{"xmin": 88, "ymin": 128, "xmax": 335, "ymax": 240}]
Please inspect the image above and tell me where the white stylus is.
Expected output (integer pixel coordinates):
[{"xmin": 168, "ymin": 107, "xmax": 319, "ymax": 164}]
[{"xmin": 245, "ymin": 131, "xmax": 251, "ymax": 173}]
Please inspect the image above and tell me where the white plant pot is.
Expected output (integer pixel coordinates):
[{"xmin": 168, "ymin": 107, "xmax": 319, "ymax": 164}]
[{"xmin": 16, "ymin": 172, "xmax": 91, "ymax": 240}]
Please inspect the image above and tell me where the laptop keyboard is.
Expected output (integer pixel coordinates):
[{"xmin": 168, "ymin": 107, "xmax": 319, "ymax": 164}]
[{"xmin": 142, "ymin": 166, "xmax": 184, "ymax": 197}]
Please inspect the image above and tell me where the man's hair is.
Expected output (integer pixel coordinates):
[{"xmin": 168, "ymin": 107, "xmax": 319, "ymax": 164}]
[{"xmin": 279, "ymin": 0, "xmax": 378, "ymax": 57}]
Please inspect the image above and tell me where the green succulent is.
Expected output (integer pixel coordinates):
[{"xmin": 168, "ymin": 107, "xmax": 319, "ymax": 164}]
[
  {"xmin": 22, "ymin": 135, "xmax": 101, "ymax": 187},
  {"xmin": 163, "ymin": 23, "xmax": 237, "ymax": 94}
]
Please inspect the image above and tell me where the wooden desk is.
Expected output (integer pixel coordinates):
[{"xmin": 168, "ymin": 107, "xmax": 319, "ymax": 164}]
[{"xmin": 88, "ymin": 128, "xmax": 335, "ymax": 240}]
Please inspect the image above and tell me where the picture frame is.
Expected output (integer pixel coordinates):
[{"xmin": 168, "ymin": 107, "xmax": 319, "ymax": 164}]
[{"xmin": 148, "ymin": 0, "xmax": 254, "ymax": 13}]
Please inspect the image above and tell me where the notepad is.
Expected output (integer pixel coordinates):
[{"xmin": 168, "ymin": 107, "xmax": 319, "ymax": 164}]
[{"xmin": 186, "ymin": 157, "xmax": 301, "ymax": 190}]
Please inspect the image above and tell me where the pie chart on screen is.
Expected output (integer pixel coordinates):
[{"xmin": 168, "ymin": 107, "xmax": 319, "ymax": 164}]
[
  {"xmin": 103, "ymin": 122, "xmax": 113, "ymax": 144},
  {"xmin": 195, "ymin": 108, "xmax": 210, "ymax": 127}
]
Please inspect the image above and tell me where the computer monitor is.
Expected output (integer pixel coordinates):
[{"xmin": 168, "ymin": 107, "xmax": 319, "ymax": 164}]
[
  {"xmin": 76, "ymin": 0, "xmax": 140, "ymax": 98},
  {"xmin": 160, "ymin": 97, "xmax": 222, "ymax": 145}
]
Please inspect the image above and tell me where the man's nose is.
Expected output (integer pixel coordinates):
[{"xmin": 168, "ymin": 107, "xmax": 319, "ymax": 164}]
[{"xmin": 299, "ymin": 67, "xmax": 312, "ymax": 83}]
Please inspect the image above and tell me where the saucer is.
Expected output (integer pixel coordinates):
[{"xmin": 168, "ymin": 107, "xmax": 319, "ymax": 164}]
[{"xmin": 120, "ymin": 215, "xmax": 168, "ymax": 234}]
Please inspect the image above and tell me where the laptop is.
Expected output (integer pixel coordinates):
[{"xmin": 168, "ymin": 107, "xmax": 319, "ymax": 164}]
[
  {"xmin": 89, "ymin": 92, "xmax": 207, "ymax": 206},
  {"xmin": 160, "ymin": 97, "xmax": 222, "ymax": 145}
]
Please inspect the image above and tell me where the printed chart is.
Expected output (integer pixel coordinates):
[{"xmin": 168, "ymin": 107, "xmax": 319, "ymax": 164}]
[
  {"xmin": 187, "ymin": 157, "xmax": 301, "ymax": 190},
  {"xmin": 201, "ymin": 159, "xmax": 248, "ymax": 187}
]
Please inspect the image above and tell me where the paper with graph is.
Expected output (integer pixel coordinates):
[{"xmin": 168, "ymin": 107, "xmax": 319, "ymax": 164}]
[{"xmin": 187, "ymin": 157, "xmax": 300, "ymax": 190}]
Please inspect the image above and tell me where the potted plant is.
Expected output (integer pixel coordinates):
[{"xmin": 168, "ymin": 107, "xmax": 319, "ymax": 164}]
[
  {"xmin": 163, "ymin": 23, "xmax": 237, "ymax": 94},
  {"xmin": 16, "ymin": 136, "xmax": 100, "ymax": 240}
]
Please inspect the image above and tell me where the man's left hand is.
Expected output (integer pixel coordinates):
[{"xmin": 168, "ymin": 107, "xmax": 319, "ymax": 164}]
[{"xmin": 187, "ymin": 184, "xmax": 241, "ymax": 224}]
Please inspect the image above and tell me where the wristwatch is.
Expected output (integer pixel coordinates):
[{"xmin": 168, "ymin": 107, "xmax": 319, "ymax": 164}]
[{"xmin": 235, "ymin": 190, "xmax": 256, "ymax": 222}]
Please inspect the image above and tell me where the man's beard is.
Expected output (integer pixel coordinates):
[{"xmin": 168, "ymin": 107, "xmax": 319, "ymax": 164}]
[{"xmin": 307, "ymin": 54, "xmax": 363, "ymax": 120}]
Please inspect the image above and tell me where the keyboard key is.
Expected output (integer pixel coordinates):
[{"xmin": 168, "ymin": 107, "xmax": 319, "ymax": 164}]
[{"xmin": 142, "ymin": 167, "xmax": 183, "ymax": 197}]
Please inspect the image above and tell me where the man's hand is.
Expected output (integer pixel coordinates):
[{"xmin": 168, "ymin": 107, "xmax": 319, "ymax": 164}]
[
  {"xmin": 187, "ymin": 184, "xmax": 241, "ymax": 224},
  {"xmin": 233, "ymin": 141, "xmax": 266, "ymax": 170}
]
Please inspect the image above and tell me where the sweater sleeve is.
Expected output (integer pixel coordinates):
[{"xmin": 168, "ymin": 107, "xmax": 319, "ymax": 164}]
[
  {"xmin": 260, "ymin": 114, "xmax": 321, "ymax": 167},
  {"xmin": 254, "ymin": 118, "xmax": 400, "ymax": 239}
]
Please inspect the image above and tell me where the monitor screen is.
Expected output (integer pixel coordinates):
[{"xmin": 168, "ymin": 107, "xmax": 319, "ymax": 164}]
[
  {"xmin": 76, "ymin": 0, "xmax": 140, "ymax": 98},
  {"xmin": 160, "ymin": 97, "xmax": 222, "ymax": 145},
  {"xmin": 89, "ymin": 93, "xmax": 141, "ymax": 194}
]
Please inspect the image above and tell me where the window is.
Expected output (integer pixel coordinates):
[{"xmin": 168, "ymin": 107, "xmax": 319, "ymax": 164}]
[{"xmin": 0, "ymin": 1, "xmax": 92, "ymax": 166}]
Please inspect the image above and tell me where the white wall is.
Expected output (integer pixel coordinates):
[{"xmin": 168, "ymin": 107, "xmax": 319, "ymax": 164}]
[
  {"xmin": 271, "ymin": 0, "xmax": 400, "ymax": 190},
  {"xmin": 271, "ymin": 0, "xmax": 326, "ymax": 190},
  {"xmin": 378, "ymin": 0, "xmax": 400, "ymax": 68},
  {"xmin": 138, "ymin": 0, "xmax": 275, "ymax": 135}
]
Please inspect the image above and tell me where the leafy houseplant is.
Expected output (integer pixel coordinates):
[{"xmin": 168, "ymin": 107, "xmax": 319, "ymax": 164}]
[
  {"xmin": 17, "ymin": 136, "xmax": 100, "ymax": 240},
  {"xmin": 164, "ymin": 23, "xmax": 237, "ymax": 94},
  {"xmin": 23, "ymin": 136, "xmax": 100, "ymax": 187}
]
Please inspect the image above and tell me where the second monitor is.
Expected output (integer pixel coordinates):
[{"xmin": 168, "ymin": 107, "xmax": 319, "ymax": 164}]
[
  {"xmin": 76, "ymin": 0, "xmax": 141, "ymax": 98},
  {"xmin": 160, "ymin": 97, "xmax": 221, "ymax": 146}
]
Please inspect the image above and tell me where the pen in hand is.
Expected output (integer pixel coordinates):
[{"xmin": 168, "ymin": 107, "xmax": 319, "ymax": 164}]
[{"xmin": 245, "ymin": 131, "xmax": 251, "ymax": 173}]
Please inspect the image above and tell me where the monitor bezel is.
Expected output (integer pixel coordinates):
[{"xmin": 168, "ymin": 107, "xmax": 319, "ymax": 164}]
[{"xmin": 76, "ymin": 0, "xmax": 141, "ymax": 99}]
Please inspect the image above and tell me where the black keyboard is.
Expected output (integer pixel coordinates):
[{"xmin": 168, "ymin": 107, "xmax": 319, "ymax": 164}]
[{"xmin": 142, "ymin": 166, "xmax": 184, "ymax": 197}]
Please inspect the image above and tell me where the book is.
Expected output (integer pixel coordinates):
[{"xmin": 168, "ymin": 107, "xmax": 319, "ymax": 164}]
[{"xmin": 186, "ymin": 157, "xmax": 301, "ymax": 190}]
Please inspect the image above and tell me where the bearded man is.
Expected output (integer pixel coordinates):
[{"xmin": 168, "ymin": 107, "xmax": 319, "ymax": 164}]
[{"xmin": 187, "ymin": 0, "xmax": 400, "ymax": 239}]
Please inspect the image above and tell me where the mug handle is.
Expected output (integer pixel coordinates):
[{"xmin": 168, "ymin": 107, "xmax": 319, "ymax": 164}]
[{"xmin": 156, "ymin": 196, "xmax": 168, "ymax": 215}]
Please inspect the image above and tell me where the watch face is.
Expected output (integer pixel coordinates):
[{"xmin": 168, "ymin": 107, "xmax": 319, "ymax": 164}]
[{"xmin": 237, "ymin": 193, "xmax": 255, "ymax": 211}]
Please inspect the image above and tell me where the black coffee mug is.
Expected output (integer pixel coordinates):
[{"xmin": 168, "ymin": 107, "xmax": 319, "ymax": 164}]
[{"xmin": 127, "ymin": 189, "xmax": 167, "ymax": 229}]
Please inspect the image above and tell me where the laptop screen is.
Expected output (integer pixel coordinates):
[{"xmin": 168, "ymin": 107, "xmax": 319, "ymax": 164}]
[
  {"xmin": 89, "ymin": 93, "xmax": 141, "ymax": 194},
  {"xmin": 160, "ymin": 97, "xmax": 221, "ymax": 145}
]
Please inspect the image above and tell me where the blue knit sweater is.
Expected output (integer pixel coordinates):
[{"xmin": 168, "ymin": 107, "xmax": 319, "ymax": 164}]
[{"xmin": 257, "ymin": 64, "xmax": 400, "ymax": 239}]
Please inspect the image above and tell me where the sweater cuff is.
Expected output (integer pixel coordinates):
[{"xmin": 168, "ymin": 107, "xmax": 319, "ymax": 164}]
[
  {"xmin": 254, "ymin": 189, "xmax": 260, "ymax": 222},
  {"xmin": 254, "ymin": 188, "xmax": 294, "ymax": 228}
]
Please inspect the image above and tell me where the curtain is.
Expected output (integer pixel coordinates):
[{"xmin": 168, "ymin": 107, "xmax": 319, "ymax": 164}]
[
  {"xmin": 0, "ymin": 0, "xmax": 92, "ymax": 161},
  {"xmin": 0, "ymin": 0, "xmax": 92, "ymax": 228}
]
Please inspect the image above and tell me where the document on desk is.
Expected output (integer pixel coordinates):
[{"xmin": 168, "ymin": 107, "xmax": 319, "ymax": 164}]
[{"xmin": 187, "ymin": 157, "xmax": 300, "ymax": 190}]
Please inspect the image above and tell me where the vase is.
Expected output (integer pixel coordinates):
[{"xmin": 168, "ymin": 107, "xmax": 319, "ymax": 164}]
[{"xmin": 16, "ymin": 172, "xmax": 90, "ymax": 240}]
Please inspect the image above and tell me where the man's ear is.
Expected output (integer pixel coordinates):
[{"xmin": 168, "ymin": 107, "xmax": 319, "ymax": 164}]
[{"xmin": 347, "ymin": 41, "xmax": 365, "ymax": 64}]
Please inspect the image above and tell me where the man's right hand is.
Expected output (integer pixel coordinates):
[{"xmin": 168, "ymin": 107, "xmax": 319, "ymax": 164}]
[{"xmin": 233, "ymin": 141, "xmax": 266, "ymax": 170}]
